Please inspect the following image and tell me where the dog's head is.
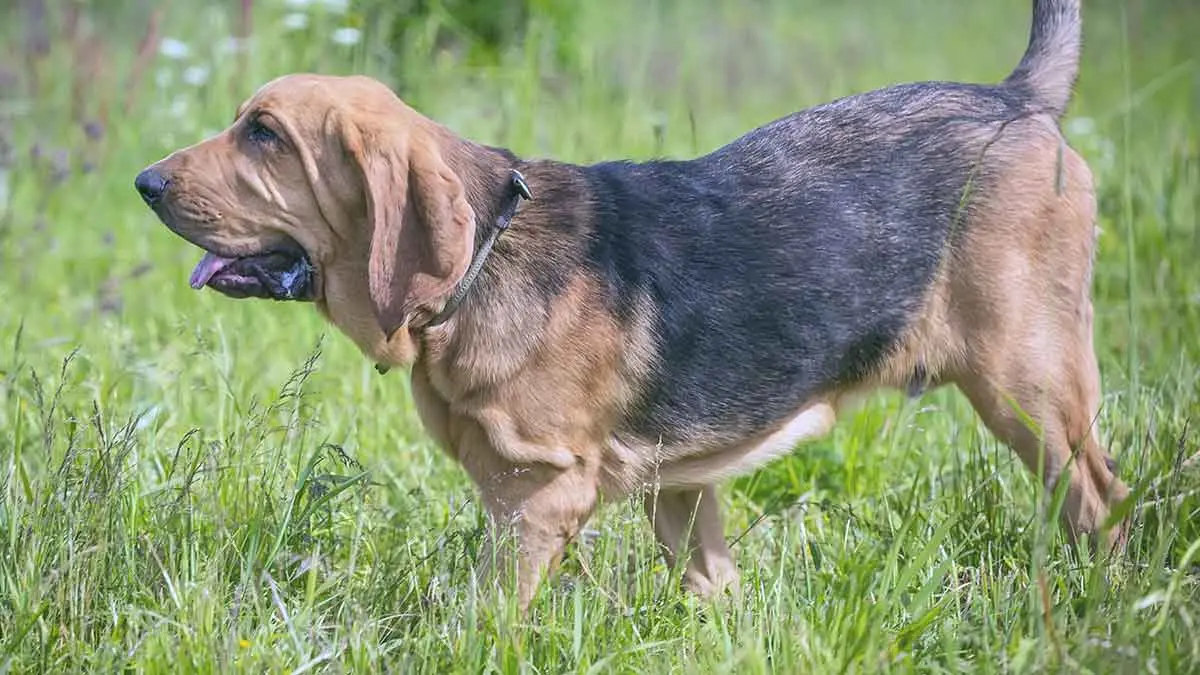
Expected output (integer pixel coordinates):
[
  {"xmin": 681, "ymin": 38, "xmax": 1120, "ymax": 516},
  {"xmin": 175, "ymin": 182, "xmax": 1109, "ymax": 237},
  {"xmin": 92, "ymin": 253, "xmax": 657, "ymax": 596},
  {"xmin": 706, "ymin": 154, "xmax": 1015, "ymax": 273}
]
[{"xmin": 135, "ymin": 74, "xmax": 478, "ymax": 362}]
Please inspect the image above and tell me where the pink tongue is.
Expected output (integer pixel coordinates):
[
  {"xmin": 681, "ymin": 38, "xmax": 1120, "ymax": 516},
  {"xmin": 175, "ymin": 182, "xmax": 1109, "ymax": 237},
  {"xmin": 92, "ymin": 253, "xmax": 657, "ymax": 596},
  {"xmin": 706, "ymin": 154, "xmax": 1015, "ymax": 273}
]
[{"xmin": 189, "ymin": 251, "xmax": 237, "ymax": 289}]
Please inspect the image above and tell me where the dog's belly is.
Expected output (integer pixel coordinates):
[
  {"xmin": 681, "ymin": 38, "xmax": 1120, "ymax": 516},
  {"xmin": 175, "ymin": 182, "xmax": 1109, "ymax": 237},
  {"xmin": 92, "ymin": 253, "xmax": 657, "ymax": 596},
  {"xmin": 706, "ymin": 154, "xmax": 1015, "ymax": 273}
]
[
  {"xmin": 656, "ymin": 399, "xmax": 840, "ymax": 488},
  {"xmin": 602, "ymin": 398, "xmax": 842, "ymax": 494}
]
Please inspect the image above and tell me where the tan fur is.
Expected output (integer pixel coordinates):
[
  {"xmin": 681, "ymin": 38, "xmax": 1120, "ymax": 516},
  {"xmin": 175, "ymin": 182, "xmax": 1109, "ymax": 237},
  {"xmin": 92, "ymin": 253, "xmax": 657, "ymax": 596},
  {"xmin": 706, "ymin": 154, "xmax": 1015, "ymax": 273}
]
[
  {"xmin": 941, "ymin": 119, "xmax": 1128, "ymax": 543},
  {"xmin": 645, "ymin": 486, "xmax": 740, "ymax": 597},
  {"xmin": 867, "ymin": 115, "xmax": 1127, "ymax": 545},
  {"xmin": 140, "ymin": 75, "xmax": 1128, "ymax": 611}
]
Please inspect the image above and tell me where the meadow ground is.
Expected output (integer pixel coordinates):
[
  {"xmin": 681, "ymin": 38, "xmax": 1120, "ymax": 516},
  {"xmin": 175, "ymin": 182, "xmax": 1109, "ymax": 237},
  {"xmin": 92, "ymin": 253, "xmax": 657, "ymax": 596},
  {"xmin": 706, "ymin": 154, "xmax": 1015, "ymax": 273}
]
[{"xmin": 1, "ymin": 0, "xmax": 1198, "ymax": 672}]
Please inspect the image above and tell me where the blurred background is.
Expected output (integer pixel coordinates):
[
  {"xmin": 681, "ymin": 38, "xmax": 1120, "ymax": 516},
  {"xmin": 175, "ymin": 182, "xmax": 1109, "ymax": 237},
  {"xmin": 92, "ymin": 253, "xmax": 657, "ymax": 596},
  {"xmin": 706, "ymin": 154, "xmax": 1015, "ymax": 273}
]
[{"xmin": 0, "ymin": 0, "xmax": 1197, "ymax": 672}]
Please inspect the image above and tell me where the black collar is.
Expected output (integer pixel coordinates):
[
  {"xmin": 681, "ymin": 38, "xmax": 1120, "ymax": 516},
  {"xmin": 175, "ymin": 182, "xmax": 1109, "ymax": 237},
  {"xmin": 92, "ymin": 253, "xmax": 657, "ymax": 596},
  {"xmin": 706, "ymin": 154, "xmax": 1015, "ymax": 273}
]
[{"xmin": 375, "ymin": 169, "xmax": 532, "ymax": 376}]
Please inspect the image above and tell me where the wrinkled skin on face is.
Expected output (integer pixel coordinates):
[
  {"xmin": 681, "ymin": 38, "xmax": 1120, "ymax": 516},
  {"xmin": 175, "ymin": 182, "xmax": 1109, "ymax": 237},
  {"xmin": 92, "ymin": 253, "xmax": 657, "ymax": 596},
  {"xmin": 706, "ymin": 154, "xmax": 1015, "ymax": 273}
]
[
  {"xmin": 137, "ymin": 80, "xmax": 341, "ymax": 298},
  {"xmin": 134, "ymin": 74, "xmax": 478, "ymax": 366}
]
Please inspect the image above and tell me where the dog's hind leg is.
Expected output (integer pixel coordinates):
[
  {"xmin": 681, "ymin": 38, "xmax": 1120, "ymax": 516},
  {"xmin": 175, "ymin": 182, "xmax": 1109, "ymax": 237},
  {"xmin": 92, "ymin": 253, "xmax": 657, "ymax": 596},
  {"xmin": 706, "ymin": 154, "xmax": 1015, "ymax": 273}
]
[
  {"xmin": 644, "ymin": 485, "xmax": 739, "ymax": 597},
  {"xmin": 944, "ymin": 142, "xmax": 1129, "ymax": 548},
  {"xmin": 951, "ymin": 304, "xmax": 1128, "ymax": 549}
]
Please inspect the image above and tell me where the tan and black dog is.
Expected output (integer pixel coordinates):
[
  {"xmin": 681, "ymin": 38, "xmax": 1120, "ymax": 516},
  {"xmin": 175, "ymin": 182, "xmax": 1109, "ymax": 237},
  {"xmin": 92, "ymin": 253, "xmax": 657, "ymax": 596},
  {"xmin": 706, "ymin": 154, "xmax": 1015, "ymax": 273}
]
[{"xmin": 136, "ymin": 0, "xmax": 1129, "ymax": 610}]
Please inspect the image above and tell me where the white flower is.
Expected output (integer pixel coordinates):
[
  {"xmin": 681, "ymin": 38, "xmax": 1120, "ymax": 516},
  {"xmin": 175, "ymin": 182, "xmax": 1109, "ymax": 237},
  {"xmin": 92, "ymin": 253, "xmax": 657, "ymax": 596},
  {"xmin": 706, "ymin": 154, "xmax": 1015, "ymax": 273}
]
[
  {"xmin": 330, "ymin": 27, "xmax": 361, "ymax": 46},
  {"xmin": 168, "ymin": 96, "xmax": 189, "ymax": 118},
  {"xmin": 317, "ymin": 0, "xmax": 349, "ymax": 12},
  {"xmin": 158, "ymin": 37, "xmax": 190, "ymax": 60},
  {"xmin": 182, "ymin": 65, "xmax": 210, "ymax": 87},
  {"xmin": 219, "ymin": 36, "xmax": 249, "ymax": 54},
  {"xmin": 282, "ymin": 12, "xmax": 309, "ymax": 30}
]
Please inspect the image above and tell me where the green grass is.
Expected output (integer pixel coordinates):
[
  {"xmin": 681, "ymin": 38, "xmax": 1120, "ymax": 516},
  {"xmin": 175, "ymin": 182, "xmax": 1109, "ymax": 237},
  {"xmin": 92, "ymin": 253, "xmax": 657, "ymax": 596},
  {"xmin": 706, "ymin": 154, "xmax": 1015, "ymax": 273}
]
[{"xmin": 1, "ymin": 0, "xmax": 1198, "ymax": 672}]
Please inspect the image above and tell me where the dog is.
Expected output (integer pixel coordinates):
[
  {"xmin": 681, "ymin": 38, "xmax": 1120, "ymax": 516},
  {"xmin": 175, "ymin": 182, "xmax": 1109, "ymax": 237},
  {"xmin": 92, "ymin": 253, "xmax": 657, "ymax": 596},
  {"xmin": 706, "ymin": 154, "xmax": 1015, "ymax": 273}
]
[{"xmin": 136, "ymin": 0, "xmax": 1129, "ymax": 610}]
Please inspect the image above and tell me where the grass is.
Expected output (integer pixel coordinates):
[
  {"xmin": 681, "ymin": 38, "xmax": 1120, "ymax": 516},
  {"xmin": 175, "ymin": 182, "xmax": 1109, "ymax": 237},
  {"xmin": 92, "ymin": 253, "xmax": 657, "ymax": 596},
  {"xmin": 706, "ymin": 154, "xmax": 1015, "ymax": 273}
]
[{"xmin": 1, "ymin": 0, "xmax": 1198, "ymax": 672}]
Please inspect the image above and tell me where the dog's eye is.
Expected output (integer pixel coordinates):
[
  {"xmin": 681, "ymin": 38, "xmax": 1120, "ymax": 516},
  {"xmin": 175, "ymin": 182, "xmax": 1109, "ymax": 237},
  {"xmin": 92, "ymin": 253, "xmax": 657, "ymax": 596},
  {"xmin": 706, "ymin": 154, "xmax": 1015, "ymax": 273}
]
[{"xmin": 247, "ymin": 118, "xmax": 279, "ymax": 145}]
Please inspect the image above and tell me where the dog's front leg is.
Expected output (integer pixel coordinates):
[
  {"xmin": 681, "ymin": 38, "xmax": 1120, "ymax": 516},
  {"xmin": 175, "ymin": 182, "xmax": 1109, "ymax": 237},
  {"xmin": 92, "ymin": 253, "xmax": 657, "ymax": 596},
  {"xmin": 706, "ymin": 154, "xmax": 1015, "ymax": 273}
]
[
  {"xmin": 454, "ymin": 419, "xmax": 598, "ymax": 612},
  {"xmin": 411, "ymin": 370, "xmax": 598, "ymax": 609}
]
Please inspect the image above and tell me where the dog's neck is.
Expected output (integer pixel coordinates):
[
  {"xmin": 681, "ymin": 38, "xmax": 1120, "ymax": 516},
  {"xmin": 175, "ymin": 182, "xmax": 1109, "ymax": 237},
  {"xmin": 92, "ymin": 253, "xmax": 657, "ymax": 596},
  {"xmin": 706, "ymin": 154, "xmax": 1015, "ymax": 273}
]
[{"xmin": 415, "ymin": 140, "xmax": 594, "ymax": 399}]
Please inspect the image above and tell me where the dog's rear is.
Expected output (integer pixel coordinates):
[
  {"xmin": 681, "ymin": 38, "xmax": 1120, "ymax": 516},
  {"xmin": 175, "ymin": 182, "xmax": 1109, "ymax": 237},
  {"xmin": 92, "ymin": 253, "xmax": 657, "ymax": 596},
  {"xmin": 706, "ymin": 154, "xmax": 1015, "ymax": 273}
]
[{"xmin": 863, "ymin": 0, "xmax": 1128, "ymax": 546}]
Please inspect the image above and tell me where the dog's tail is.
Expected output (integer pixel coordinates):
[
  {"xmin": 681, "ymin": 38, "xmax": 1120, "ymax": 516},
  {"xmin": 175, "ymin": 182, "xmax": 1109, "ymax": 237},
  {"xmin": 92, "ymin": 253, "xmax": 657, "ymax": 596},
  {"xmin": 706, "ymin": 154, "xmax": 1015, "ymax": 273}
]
[{"xmin": 1004, "ymin": 0, "xmax": 1082, "ymax": 118}]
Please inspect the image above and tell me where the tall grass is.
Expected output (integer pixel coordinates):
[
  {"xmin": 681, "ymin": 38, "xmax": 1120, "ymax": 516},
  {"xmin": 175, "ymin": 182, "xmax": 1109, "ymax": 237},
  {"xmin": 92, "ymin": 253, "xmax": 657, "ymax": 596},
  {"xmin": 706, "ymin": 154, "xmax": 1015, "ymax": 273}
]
[{"xmin": 1, "ymin": 0, "xmax": 1197, "ymax": 672}]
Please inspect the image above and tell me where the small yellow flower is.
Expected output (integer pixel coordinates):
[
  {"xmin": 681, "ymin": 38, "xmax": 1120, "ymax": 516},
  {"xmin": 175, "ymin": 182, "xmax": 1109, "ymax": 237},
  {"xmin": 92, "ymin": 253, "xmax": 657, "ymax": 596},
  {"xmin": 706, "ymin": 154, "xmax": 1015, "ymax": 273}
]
[{"xmin": 239, "ymin": 639, "xmax": 251, "ymax": 649}]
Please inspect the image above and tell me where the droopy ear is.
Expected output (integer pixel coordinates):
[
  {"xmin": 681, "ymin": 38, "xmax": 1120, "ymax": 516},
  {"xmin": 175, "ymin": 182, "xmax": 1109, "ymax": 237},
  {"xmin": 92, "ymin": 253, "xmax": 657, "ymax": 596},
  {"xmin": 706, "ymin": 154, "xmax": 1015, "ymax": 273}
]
[{"xmin": 345, "ymin": 121, "xmax": 476, "ymax": 338}]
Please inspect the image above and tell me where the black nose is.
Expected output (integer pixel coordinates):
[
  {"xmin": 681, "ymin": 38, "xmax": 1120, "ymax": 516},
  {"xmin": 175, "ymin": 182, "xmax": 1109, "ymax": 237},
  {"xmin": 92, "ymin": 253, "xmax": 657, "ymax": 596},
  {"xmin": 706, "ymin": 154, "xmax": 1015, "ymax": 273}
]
[{"xmin": 134, "ymin": 168, "xmax": 169, "ymax": 206}]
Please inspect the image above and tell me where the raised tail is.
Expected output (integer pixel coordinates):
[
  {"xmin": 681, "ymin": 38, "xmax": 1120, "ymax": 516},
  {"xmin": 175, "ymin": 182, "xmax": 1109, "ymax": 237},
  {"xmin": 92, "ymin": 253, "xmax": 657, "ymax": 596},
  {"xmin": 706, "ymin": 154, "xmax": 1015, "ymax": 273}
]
[{"xmin": 1003, "ymin": 0, "xmax": 1082, "ymax": 118}]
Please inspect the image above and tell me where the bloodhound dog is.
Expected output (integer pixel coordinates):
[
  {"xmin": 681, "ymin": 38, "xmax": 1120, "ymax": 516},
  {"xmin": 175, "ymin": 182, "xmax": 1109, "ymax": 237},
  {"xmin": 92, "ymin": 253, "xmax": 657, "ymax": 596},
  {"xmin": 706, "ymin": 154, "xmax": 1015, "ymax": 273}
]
[{"xmin": 137, "ymin": 0, "xmax": 1128, "ymax": 611}]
